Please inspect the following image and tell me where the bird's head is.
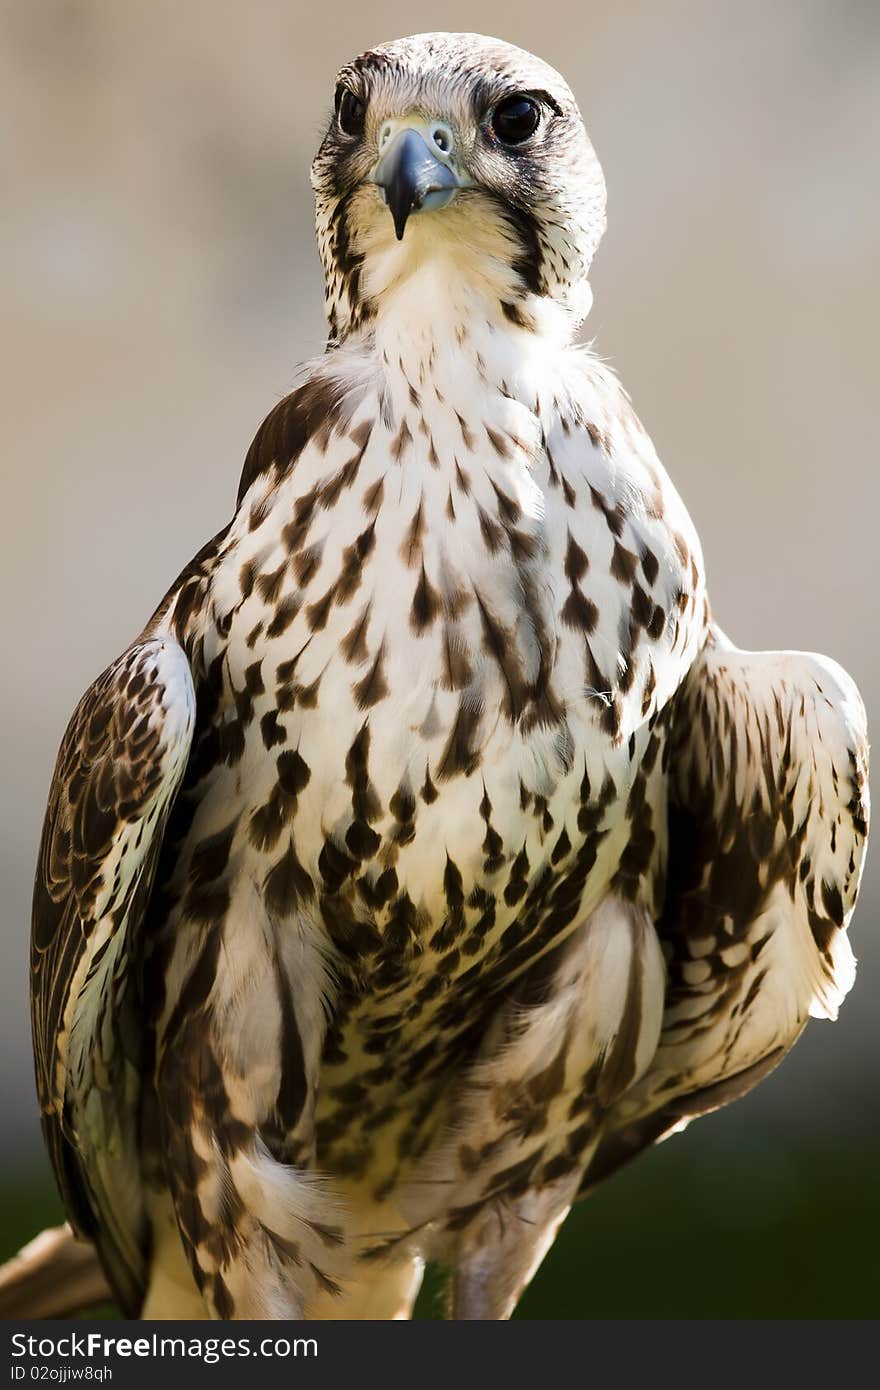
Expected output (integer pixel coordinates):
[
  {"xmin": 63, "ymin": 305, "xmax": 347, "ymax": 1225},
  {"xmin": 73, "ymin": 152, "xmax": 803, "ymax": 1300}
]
[{"xmin": 311, "ymin": 33, "xmax": 606, "ymax": 344}]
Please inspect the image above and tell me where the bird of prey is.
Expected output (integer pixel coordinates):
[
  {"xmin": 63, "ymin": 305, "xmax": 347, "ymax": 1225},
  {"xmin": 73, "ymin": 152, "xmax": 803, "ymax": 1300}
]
[{"xmin": 19, "ymin": 32, "xmax": 868, "ymax": 1321}]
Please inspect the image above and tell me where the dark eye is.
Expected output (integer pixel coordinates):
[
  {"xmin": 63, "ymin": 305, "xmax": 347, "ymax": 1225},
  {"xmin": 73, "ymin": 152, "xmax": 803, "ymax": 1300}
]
[
  {"xmin": 336, "ymin": 85, "xmax": 366, "ymax": 137},
  {"xmin": 491, "ymin": 94, "xmax": 541, "ymax": 145}
]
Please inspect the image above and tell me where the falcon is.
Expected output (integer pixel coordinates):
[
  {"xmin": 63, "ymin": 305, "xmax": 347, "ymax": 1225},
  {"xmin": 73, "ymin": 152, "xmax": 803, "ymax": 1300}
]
[{"xmin": 5, "ymin": 32, "xmax": 869, "ymax": 1321}]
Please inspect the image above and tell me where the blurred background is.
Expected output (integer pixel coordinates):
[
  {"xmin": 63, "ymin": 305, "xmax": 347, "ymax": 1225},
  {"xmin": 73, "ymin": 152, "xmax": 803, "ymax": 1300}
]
[{"xmin": 1, "ymin": 0, "xmax": 878, "ymax": 1317}]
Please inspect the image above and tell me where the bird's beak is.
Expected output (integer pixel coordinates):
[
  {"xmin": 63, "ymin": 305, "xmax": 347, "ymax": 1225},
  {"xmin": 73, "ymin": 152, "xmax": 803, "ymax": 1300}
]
[{"xmin": 371, "ymin": 126, "xmax": 463, "ymax": 241}]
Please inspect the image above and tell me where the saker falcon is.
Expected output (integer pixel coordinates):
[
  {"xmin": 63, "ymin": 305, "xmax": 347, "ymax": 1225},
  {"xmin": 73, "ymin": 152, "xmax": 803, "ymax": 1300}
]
[{"xmin": 13, "ymin": 32, "xmax": 870, "ymax": 1320}]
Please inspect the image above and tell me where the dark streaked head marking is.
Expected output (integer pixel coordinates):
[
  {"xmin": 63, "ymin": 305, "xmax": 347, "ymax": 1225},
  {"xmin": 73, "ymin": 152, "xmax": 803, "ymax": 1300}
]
[{"xmin": 311, "ymin": 33, "xmax": 606, "ymax": 341}]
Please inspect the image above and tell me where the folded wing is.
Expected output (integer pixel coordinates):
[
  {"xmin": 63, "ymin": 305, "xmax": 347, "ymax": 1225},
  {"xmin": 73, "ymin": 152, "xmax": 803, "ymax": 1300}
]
[
  {"xmin": 31, "ymin": 635, "xmax": 195, "ymax": 1310},
  {"xmin": 583, "ymin": 626, "xmax": 869, "ymax": 1190}
]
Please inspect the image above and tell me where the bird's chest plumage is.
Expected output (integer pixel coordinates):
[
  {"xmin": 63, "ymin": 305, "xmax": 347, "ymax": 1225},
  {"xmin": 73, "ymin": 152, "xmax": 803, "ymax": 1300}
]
[{"xmin": 165, "ymin": 340, "xmax": 706, "ymax": 1178}]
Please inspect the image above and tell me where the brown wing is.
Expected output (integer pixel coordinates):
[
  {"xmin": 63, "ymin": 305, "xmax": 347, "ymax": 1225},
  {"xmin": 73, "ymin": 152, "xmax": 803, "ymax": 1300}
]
[
  {"xmin": 31, "ymin": 635, "xmax": 195, "ymax": 1310},
  {"xmin": 582, "ymin": 626, "xmax": 869, "ymax": 1193}
]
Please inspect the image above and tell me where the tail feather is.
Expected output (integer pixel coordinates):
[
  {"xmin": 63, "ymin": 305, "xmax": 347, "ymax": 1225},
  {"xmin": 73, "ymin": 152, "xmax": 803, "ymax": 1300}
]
[{"xmin": 0, "ymin": 1225, "xmax": 112, "ymax": 1319}]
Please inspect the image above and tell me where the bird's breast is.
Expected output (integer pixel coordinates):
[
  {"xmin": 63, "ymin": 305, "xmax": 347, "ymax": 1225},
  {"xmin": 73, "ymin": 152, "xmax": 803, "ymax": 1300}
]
[{"xmin": 174, "ymin": 360, "xmax": 705, "ymax": 1045}]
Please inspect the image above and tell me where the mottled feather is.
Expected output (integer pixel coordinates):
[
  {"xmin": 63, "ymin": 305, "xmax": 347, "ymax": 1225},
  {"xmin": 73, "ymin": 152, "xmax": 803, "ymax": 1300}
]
[{"xmin": 31, "ymin": 638, "xmax": 195, "ymax": 1310}]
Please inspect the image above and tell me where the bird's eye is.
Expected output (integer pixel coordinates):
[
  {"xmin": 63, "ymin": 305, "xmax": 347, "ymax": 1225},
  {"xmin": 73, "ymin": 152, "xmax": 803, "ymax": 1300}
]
[
  {"xmin": 336, "ymin": 86, "xmax": 366, "ymax": 137},
  {"xmin": 490, "ymin": 94, "xmax": 541, "ymax": 145}
]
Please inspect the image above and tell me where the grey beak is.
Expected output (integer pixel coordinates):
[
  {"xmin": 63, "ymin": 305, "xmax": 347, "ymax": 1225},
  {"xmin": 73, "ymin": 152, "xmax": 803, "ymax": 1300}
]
[{"xmin": 373, "ymin": 128, "xmax": 459, "ymax": 240}]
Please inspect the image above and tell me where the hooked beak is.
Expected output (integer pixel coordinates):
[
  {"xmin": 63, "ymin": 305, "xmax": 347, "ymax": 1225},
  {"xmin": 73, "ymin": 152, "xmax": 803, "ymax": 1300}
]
[{"xmin": 372, "ymin": 127, "xmax": 461, "ymax": 241}]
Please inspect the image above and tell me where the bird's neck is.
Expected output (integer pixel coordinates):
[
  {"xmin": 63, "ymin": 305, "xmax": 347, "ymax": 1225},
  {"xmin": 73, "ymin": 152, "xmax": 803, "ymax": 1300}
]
[{"xmin": 342, "ymin": 254, "xmax": 582, "ymax": 416}]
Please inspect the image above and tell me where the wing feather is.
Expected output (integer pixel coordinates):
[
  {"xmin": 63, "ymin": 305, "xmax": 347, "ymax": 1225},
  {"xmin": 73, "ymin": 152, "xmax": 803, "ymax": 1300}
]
[
  {"xmin": 582, "ymin": 625, "xmax": 869, "ymax": 1192},
  {"xmin": 31, "ymin": 635, "xmax": 195, "ymax": 1309}
]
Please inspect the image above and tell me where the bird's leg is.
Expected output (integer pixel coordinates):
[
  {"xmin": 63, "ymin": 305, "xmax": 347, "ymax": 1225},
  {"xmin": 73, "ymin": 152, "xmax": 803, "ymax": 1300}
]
[
  {"xmin": 153, "ymin": 905, "xmax": 350, "ymax": 1318},
  {"xmin": 449, "ymin": 1179, "xmax": 580, "ymax": 1320},
  {"xmin": 403, "ymin": 896, "xmax": 666, "ymax": 1319}
]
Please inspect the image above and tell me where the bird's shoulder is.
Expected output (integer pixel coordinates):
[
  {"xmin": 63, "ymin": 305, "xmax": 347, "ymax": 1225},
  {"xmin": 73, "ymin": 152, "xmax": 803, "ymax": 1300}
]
[
  {"xmin": 541, "ymin": 349, "xmax": 710, "ymax": 723},
  {"xmin": 235, "ymin": 350, "xmax": 377, "ymax": 511},
  {"xmin": 552, "ymin": 349, "xmax": 703, "ymax": 564}
]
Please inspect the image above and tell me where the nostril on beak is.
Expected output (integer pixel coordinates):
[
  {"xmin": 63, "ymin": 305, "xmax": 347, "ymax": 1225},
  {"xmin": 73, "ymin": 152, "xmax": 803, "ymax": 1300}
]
[
  {"xmin": 428, "ymin": 122, "xmax": 454, "ymax": 155},
  {"xmin": 379, "ymin": 120, "xmax": 454, "ymax": 157}
]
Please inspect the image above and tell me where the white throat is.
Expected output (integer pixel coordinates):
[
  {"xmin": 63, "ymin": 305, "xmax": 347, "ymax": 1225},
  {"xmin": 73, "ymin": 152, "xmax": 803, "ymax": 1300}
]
[{"xmin": 358, "ymin": 228, "xmax": 583, "ymax": 416}]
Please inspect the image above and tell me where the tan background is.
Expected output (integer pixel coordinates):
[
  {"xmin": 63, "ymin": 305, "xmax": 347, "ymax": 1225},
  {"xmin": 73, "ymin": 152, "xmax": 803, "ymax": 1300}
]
[{"xmin": 1, "ymin": 0, "xmax": 877, "ymax": 1314}]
